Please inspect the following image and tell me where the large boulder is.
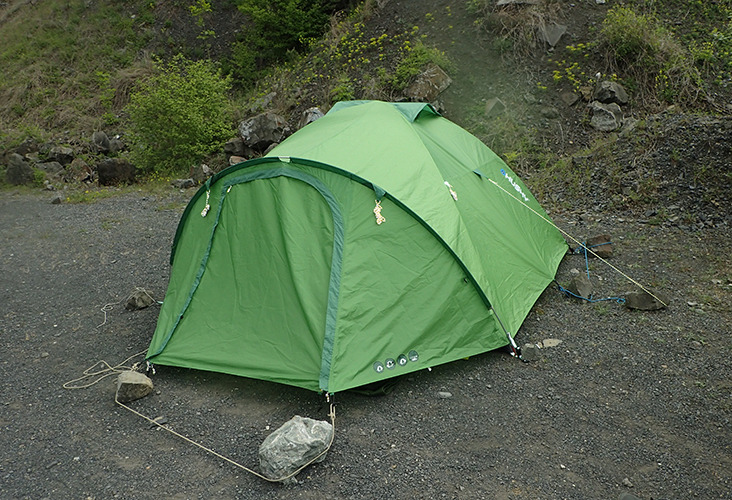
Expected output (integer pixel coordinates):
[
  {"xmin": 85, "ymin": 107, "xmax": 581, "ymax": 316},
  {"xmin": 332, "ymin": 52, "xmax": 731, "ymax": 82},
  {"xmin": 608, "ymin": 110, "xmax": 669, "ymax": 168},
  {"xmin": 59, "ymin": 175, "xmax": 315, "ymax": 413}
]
[
  {"xmin": 5, "ymin": 153, "xmax": 34, "ymax": 185},
  {"xmin": 259, "ymin": 415, "xmax": 333, "ymax": 481},
  {"xmin": 97, "ymin": 158, "xmax": 136, "ymax": 186},
  {"xmin": 238, "ymin": 112, "xmax": 289, "ymax": 152}
]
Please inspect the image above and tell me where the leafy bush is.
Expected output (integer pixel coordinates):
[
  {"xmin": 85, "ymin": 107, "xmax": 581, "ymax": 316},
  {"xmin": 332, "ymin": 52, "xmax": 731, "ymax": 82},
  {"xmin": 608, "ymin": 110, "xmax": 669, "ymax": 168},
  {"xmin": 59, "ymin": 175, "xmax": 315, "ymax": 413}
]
[{"xmin": 125, "ymin": 55, "xmax": 233, "ymax": 175}]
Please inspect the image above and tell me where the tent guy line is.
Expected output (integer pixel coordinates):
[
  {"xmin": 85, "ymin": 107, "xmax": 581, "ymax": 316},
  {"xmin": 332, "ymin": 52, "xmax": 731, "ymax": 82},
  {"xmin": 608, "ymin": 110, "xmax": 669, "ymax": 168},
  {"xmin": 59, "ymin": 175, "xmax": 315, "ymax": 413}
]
[{"xmin": 486, "ymin": 177, "xmax": 668, "ymax": 307}]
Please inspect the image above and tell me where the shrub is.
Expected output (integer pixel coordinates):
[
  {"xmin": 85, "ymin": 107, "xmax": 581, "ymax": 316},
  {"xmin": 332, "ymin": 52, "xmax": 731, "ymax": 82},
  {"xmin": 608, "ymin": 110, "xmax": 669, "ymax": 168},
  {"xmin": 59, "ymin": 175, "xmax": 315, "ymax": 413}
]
[
  {"xmin": 125, "ymin": 55, "xmax": 233, "ymax": 175},
  {"xmin": 599, "ymin": 6, "xmax": 701, "ymax": 105}
]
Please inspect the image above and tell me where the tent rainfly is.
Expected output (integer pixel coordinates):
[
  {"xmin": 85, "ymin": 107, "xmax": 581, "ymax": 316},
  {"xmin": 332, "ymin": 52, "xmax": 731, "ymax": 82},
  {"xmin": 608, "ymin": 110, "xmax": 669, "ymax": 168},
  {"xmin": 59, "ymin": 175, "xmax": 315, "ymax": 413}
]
[{"xmin": 146, "ymin": 100, "xmax": 568, "ymax": 393}]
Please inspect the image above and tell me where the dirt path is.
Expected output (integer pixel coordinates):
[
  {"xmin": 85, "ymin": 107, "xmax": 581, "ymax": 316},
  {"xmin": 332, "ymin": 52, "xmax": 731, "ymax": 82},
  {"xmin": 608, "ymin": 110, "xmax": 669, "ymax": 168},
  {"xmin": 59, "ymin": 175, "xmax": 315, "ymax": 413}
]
[{"xmin": 1, "ymin": 189, "xmax": 730, "ymax": 499}]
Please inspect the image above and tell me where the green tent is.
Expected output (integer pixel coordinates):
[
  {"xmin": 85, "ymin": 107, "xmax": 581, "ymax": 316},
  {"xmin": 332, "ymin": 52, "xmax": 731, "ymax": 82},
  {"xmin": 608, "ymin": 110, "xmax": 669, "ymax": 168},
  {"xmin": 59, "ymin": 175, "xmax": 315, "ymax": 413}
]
[{"xmin": 146, "ymin": 100, "xmax": 567, "ymax": 393}]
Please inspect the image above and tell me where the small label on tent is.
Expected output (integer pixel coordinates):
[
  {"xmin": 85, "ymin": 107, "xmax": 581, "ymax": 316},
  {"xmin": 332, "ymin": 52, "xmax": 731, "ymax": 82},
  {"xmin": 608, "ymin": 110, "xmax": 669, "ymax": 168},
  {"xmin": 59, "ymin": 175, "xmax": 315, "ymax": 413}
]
[
  {"xmin": 373, "ymin": 351, "xmax": 419, "ymax": 373},
  {"xmin": 500, "ymin": 169, "xmax": 529, "ymax": 203}
]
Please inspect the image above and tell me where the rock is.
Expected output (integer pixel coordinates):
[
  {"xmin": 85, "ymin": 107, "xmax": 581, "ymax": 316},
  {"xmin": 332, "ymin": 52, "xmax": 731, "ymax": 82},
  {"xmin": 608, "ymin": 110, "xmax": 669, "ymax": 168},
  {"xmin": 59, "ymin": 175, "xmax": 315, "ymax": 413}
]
[
  {"xmin": 560, "ymin": 91, "xmax": 580, "ymax": 107},
  {"xmin": 625, "ymin": 290, "xmax": 669, "ymax": 310},
  {"xmin": 585, "ymin": 234, "xmax": 613, "ymax": 259},
  {"xmin": 589, "ymin": 101, "xmax": 623, "ymax": 131},
  {"xmin": 298, "ymin": 107, "xmax": 325, "ymax": 129},
  {"xmin": 171, "ymin": 178, "xmax": 196, "ymax": 189},
  {"xmin": 485, "ymin": 97, "xmax": 506, "ymax": 117},
  {"xmin": 539, "ymin": 106, "xmax": 560, "ymax": 119},
  {"xmin": 436, "ymin": 391, "xmax": 453, "ymax": 399},
  {"xmin": 108, "ymin": 136, "xmax": 124, "ymax": 155},
  {"xmin": 622, "ymin": 477, "xmax": 634, "ymax": 487},
  {"xmin": 593, "ymin": 81, "xmax": 629, "ymax": 106},
  {"xmin": 97, "ymin": 158, "xmax": 136, "ymax": 186},
  {"xmin": 537, "ymin": 23, "xmax": 567, "ymax": 47},
  {"xmin": 404, "ymin": 63, "xmax": 452, "ymax": 102},
  {"xmin": 540, "ymin": 338, "xmax": 563, "ymax": 348},
  {"xmin": 13, "ymin": 138, "xmax": 39, "ymax": 156},
  {"xmin": 259, "ymin": 415, "xmax": 333, "ymax": 481},
  {"xmin": 64, "ymin": 157, "xmax": 93, "ymax": 184},
  {"xmin": 36, "ymin": 161, "xmax": 65, "ymax": 183},
  {"xmin": 116, "ymin": 371, "xmax": 154, "ymax": 403},
  {"xmin": 189, "ymin": 164, "xmax": 212, "ymax": 184},
  {"xmin": 47, "ymin": 145, "xmax": 74, "ymax": 166},
  {"xmin": 125, "ymin": 289, "xmax": 156, "ymax": 310},
  {"xmin": 50, "ymin": 195, "xmax": 63, "ymax": 204},
  {"xmin": 263, "ymin": 142, "xmax": 279, "ymax": 156},
  {"xmin": 224, "ymin": 137, "xmax": 246, "ymax": 157},
  {"xmin": 566, "ymin": 273, "xmax": 592, "ymax": 300},
  {"xmin": 521, "ymin": 343, "xmax": 540, "ymax": 362},
  {"xmin": 239, "ymin": 112, "xmax": 289, "ymax": 152},
  {"xmin": 229, "ymin": 155, "xmax": 247, "ymax": 166},
  {"xmin": 92, "ymin": 131, "xmax": 111, "ymax": 154},
  {"xmin": 5, "ymin": 153, "xmax": 34, "ymax": 185}
]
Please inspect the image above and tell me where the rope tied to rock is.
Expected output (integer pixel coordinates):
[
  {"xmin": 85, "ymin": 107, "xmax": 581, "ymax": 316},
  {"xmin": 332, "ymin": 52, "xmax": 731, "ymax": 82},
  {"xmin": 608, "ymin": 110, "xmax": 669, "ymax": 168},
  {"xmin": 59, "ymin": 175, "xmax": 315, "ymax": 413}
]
[
  {"xmin": 64, "ymin": 351, "xmax": 335, "ymax": 483},
  {"xmin": 114, "ymin": 387, "xmax": 336, "ymax": 483}
]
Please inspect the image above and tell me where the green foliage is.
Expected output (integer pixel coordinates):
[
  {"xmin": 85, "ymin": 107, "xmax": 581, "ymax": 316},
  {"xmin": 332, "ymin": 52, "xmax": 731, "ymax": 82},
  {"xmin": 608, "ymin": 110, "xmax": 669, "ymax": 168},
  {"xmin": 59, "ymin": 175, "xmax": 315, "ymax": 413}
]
[
  {"xmin": 228, "ymin": 0, "xmax": 345, "ymax": 84},
  {"xmin": 598, "ymin": 6, "xmax": 701, "ymax": 105},
  {"xmin": 392, "ymin": 39, "xmax": 451, "ymax": 90},
  {"xmin": 125, "ymin": 55, "xmax": 233, "ymax": 175}
]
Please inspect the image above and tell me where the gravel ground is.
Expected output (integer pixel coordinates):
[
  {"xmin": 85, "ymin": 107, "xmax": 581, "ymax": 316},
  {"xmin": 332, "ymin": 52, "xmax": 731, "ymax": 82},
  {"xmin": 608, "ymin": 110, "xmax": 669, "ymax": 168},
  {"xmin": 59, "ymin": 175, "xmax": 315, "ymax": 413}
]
[{"xmin": 1, "ymin": 188, "xmax": 730, "ymax": 500}]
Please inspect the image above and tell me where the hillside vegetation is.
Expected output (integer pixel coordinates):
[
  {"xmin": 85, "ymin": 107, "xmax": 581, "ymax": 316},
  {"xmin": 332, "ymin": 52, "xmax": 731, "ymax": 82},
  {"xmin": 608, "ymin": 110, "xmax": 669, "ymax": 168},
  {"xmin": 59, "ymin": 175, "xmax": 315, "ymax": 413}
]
[{"xmin": 1, "ymin": 0, "xmax": 730, "ymax": 209}]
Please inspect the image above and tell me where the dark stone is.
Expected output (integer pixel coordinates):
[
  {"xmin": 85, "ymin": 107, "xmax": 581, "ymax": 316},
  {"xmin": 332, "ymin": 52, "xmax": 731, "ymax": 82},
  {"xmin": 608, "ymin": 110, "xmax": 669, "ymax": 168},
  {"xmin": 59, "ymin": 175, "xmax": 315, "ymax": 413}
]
[
  {"xmin": 5, "ymin": 153, "xmax": 33, "ymax": 185},
  {"xmin": 12, "ymin": 138, "xmax": 39, "ymax": 156},
  {"xmin": 47, "ymin": 145, "xmax": 74, "ymax": 166},
  {"xmin": 224, "ymin": 137, "xmax": 246, "ymax": 157},
  {"xmin": 625, "ymin": 290, "xmax": 669, "ymax": 310},
  {"xmin": 567, "ymin": 273, "xmax": 592, "ymax": 300},
  {"xmin": 97, "ymin": 158, "xmax": 136, "ymax": 186},
  {"xmin": 239, "ymin": 112, "xmax": 289, "ymax": 152},
  {"xmin": 171, "ymin": 178, "xmax": 196, "ymax": 189},
  {"xmin": 189, "ymin": 164, "xmax": 212, "ymax": 184},
  {"xmin": 585, "ymin": 234, "xmax": 613, "ymax": 259},
  {"xmin": 92, "ymin": 131, "xmax": 111, "ymax": 154},
  {"xmin": 36, "ymin": 161, "xmax": 65, "ymax": 183},
  {"xmin": 64, "ymin": 157, "xmax": 93, "ymax": 184},
  {"xmin": 589, "ymin": 101, "xmax": 622, "ymax": 131},
  {"xmin": 593, "ymin": 80, "xmax": 629, "ymax": 105},
  {"xmin": 298, "ymin": 107, "xmax": 324, "ymax": 129}
]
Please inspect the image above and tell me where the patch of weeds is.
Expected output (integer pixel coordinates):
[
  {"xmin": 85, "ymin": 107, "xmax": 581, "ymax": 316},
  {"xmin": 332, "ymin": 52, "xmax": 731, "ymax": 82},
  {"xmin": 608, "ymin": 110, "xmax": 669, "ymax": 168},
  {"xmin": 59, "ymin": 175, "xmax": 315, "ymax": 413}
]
[
  {"xmin": 65, "ymin": 188, "xmax": 119, "ymax": 204},
  {"xmin": 468, "ymin": 0, "xmax": 562, "ymax": 59},
  {"xmin": 597, "ymin": 6, "xmax": 704, "ymax": 107}
]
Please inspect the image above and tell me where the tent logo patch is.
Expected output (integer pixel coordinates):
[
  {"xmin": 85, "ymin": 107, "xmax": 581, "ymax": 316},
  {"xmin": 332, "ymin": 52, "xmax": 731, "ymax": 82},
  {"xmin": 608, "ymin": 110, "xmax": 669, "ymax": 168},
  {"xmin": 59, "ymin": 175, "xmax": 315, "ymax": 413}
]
[
  {"xmin": 500, "ymin": 169, "xmax": 529, "ymax": 203},
  {"xmin": 373, "ymin": 350, "xmax": 419, "ymax": 373}
]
